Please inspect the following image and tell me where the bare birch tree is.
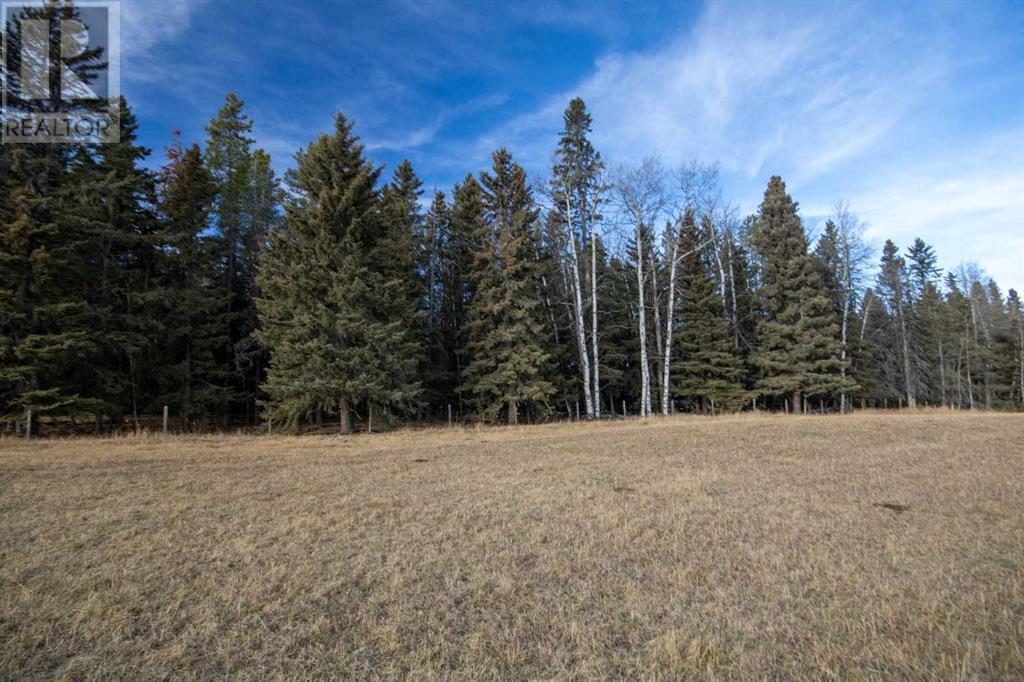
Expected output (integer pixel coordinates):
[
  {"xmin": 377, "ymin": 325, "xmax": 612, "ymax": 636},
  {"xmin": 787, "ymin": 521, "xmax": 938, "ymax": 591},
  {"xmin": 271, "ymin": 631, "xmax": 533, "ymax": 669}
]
[
  {"xmin": 615, "ymin": 158, "xmax": 665, "ymax": 417},
  {"xmin": 828, "ymin": 200, "xmax": 871, "ymax": 412}
]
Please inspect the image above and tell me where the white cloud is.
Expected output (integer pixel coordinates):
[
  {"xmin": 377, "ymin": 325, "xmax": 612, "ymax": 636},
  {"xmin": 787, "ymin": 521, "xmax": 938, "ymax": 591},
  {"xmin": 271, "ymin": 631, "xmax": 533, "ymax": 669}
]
[{"xmin": 120, "ymin": 0, "xmax": 205, "ymax": 56}]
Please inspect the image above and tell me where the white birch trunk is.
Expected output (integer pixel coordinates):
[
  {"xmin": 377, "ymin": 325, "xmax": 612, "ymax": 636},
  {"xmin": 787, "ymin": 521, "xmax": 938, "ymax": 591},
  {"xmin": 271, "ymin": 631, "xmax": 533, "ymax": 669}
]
[
  {"xmin": 649, "ymin": 252, "xmax": 663, "ymax": 414},
  {"xmin": 562, "ymin": 191, "xmax": 594, "ymax": 419},
  {"xmin": 635, "ymin": 222, "xmax": 651, "ymax": 417},
  {"xmin": 590, "ymin": 233, "xmax": 600, "ymax": 418},
  {"xmin": 661, "ymin": 237, "xmax": 680, "ymax": 415}
]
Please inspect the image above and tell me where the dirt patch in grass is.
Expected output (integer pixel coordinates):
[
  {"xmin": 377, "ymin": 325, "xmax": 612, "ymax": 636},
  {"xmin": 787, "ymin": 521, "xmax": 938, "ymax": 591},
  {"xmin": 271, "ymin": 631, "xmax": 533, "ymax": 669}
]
[{"xmin": 1, "ymin": 412, "xmax": 1022, "ymax": 678}]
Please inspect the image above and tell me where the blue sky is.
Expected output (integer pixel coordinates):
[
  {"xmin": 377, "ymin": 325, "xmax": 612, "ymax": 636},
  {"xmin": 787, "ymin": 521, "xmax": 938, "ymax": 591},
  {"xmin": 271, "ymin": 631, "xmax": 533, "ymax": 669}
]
[{"xmin": 120, "ymin": 0, "xmax": 1024, "ymax": 291}]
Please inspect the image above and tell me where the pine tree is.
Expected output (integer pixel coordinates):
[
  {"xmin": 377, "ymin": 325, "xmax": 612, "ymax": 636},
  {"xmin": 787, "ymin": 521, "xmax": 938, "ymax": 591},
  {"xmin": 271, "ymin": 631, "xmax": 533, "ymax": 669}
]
[
  {"xmin": 752, "ymin": 176, "xmax": 853, "ymax": 412},
  {"xmin": 672, "ymin": 210, "xmax": 747, "ymax": 413},
  {"xmin": 463, "ymin": 148, "xmax": 554, "ymax": 424},
  {"xmin": 256, "ymin": 114, "xmax": 420, "ymax": 432}
]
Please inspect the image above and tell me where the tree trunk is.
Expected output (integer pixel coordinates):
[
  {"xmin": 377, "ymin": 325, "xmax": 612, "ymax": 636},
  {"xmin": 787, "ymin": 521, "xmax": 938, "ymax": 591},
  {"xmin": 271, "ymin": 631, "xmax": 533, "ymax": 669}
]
[
  {"xmin": 508, "ymin": 400, "xmax": 518, "ymax": 426},
  {"xmin": 650, "ymin": 252, "xmax": 663, "ymax": 414},
  {"xmin": 591, "ymin": 230, "xmax": 600, "ymax": 419},
  {"xmin": 635, "ymin": 224, "xmax": 651, "ymax": 417},
  {"xmin": 938, "ymin": 339, "xmax": 947, "ymax": 408},
  {"xmin": 792, "ymin": 391, "xmax": 802, "ymax": 415},
  {"xmin": 726, "ymin": 234, "xmax": 740, "ymax": 348},
  {"xmin": 339, "ymin": 399, "xmax": 352, "ymax": 434},
  {"xmin": 661, "ymin": 239, "xmax": 680, "ymax": 415},
  {"xmin": 562, "ymin": 195, "xmax": 594, "ymax": 420},
  {"xmin": 839, "ymin": 275, "xmax": 850, "ymax": 414},
  {"xmin": 896, "ymin": 296, "xmax": 917, "ymax": 408}
]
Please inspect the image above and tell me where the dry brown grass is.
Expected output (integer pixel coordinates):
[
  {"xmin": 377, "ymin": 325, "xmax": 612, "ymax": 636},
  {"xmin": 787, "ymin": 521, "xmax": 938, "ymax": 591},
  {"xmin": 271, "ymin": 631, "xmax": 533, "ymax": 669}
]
[{"xmin": 1, "ymin": 412, "xmax": 1022, "ymax": 679}]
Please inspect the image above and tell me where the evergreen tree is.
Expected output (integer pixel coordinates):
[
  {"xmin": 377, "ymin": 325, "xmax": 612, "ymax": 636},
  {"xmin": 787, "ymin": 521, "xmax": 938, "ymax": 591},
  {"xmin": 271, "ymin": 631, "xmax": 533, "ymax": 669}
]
[
  {"xmin": 380, "ymin": 161, "xmax": 428, "ymax": 411},
  {"xmin": 236, "ymin": 148, "xmax": 281, "ymax": 423},
  {"xmin": 752, "ymin": 176, "xmax": 853, "ymax": 412},
  {"xmin": 204, "ymin": 93, "xmax": 256, "ymax": 420},
  {"xmin": 672, "ymin": 210, "xmax": 747, "ymax": 413},
  {"xmin": 1006, "ymin": 289, "xmax": 1024, "ymax": 407},
  {"xmin": 157, "ymin": 139, "xmax": 225, "ymax": 431},
  {"xmin": 72, "ymin": 100, "xmax": 160, "ymax": 427},
  {"xmin": 876, "ymin": 240, "xmax": 917, "ymax": 408},
  {"xmin": 256, "ymin": 114, "xmax": 420, "ymax": 432},
  {"xmin": 0, "ymin": 2, "xmax": 112, "ymax": 428},
  {"xmin": 462, "ymin": 149, "xmax": 554, "ymax": 424}
]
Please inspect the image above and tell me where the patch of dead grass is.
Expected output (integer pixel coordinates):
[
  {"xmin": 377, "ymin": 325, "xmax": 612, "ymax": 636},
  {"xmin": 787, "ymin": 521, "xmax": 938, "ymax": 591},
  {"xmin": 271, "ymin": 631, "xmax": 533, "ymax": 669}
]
[{"xmin": 1, "ymin": 412, "xmax": 1022, "ymax": 678}]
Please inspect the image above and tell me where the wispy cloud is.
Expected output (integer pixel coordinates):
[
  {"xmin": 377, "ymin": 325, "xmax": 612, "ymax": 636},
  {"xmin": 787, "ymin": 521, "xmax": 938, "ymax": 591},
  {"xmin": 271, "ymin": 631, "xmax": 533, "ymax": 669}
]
[
  {"xmin": 365, "ymin": 93, "xmax": 508, "ymax": 152},
  {"xmin": 120, "ymin": 0, "xmax": 206, "ymax": 57},
  {"xmin": 470, "ymin": 0, "xmax": 1023, "ymax": 289},
  {"xmin": 477, "ymin": 1, "xmax": 944, "ymax": 180}
]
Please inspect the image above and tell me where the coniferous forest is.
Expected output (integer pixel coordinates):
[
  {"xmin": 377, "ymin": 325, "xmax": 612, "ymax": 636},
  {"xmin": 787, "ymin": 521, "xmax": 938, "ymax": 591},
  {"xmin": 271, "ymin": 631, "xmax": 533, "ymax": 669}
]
[{"xmin": 2, "ymin": 88, "xmax": 1022, "ymax": 434}]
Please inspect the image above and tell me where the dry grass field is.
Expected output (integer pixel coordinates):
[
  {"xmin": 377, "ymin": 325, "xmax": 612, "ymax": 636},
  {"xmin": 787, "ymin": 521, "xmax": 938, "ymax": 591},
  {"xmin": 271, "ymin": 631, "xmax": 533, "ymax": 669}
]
[{"xmin": 1, "ymin": 412, "xmax": 1022, "ymax": 679}]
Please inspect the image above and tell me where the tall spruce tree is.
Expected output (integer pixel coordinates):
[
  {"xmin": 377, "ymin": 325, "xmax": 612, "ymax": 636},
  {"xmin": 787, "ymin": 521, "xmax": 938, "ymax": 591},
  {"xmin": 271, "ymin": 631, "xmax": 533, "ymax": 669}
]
[
  {"xmin": 236, "ymin": 148, "xmax": 281, "ymax": 423},
  {"xmin": 752, "ymin": 176, "xmax": 853, "ymax": 412},
  {"xmin": 157, "ymin": 140, "xmax": 225, "ymax": 431},
  {"xmin": 876, "ymin": 240, "xmax": 917, "ymax": 408},
  {"xmin": 672, "ymin": 211, "xmax": 747, "ymax": 413},
  {"xmin": 463, "ymin": 148, "xmax": 554, "ymax": 424},
  {"xmin": 72, "ymin": 100, "xmax": 160, "ymax": 428},
  {"xmin": 1006, "ymin": 289, "xmax": 1024, "ymax": 407},
  {"xmin": 256, "ymin": 114, "xmax": 420, "ymax": 432},
  {"xmin": 380, "ymin": 161, "xmax": 429, "ymax": 412},
  {"xmin": 204, "ymin": 93, "xmax": 256, "ymax": 420},
  {"xmin": 447, "ymin": 175, "xmax": 486, "ymax": 417}
]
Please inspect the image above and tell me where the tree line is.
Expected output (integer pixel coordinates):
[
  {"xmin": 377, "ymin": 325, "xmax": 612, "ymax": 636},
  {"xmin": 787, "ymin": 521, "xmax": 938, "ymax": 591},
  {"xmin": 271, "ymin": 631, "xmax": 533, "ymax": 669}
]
[{"xmin": 2, "ymin": 90, "xmax": 1022, "ymax": 433}]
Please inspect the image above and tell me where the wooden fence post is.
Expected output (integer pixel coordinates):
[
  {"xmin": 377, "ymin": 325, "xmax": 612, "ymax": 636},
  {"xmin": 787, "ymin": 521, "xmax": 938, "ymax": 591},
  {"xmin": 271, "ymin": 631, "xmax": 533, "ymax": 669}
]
[
  {"xmin": 25, "ymin": 409, "xmax": 32, "ymax": 439},
  {"xmin": 162, "ymin": 405, "xmax": 169, "ymax": 434},
  {"xmin": 448, "ymin": 404, "xmax": 452, "ymax": 428}
]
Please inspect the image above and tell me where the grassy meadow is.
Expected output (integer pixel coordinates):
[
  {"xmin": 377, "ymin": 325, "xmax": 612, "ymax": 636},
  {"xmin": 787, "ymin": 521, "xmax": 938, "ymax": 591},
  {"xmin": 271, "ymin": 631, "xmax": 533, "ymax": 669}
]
[{"xmin": 1, "ymin": 412, "xmax": 1022, "ymax": 679}]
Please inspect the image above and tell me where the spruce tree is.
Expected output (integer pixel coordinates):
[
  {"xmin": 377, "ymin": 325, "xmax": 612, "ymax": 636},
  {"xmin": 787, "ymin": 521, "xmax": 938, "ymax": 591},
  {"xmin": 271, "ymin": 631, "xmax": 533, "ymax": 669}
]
[
  {"xmin": 463, "ymin": 149, "xmax": 554, "ymax": 424},
  {"xmin": 204, "ymin": 93, "xmax": 256, "ymax": 420},
  {"xmin": 1006, "ymin": 289, "xmax": 1024, "ymax": 408},
  {"xmin": 72, "ymin": 100, "xmax": 160, "ymax": 427},
  {"xmin": 380, "ymin": 161, "xmax": 428, "ymax": 411},
  {"xmin": 672, "ymin": 211, "xmax": 747, "ymax": 413},
  {"xmin": 236, "ymin": 148, "xmax": 281, "ymax": 423},
  {"xmin": 877, "ymin": 240, "xmax": 917, "ymax": 408},
  {"xmin": 752, "ymin": 176, "xmax": 854, "ymax": 412},
  {"xmin": 445, "ymin": 175, "xmax": 486, "ymax": 418},
  {"xmin": 157, "ymin": 140, "xmax": 225, "ymax": 431},
  {"xmin": 256, "ymin": 114, "xmax": 420, "ymax": 432}
]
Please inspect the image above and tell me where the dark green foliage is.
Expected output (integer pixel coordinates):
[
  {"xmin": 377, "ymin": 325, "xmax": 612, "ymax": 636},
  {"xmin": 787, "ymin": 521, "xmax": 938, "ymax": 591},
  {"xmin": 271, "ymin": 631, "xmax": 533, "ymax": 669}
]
[
  {"xmin": 2, "ymin": 86, "xmax": 1022, "ymax": 430},
  {"xmin": 462, "ymin": 149, "xmax": 554, "ymax": 424},
  {"xmin": 255, "ymin": 114, "xmax": 420, "ymax": 431},
  {"xmin": 204, "ymin": 93, "xmax": 259, "ymax": 420},
  {"xmin": 752, "ymin": 177, "xmax": 854, "ymax": 411},
  {"xmin": 156, "ymin": 139, "xmax": 226, "ymax": 430},
  {"xmin": 672, "ymin": 212, "xmax": 747, "ymax": 412}
]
